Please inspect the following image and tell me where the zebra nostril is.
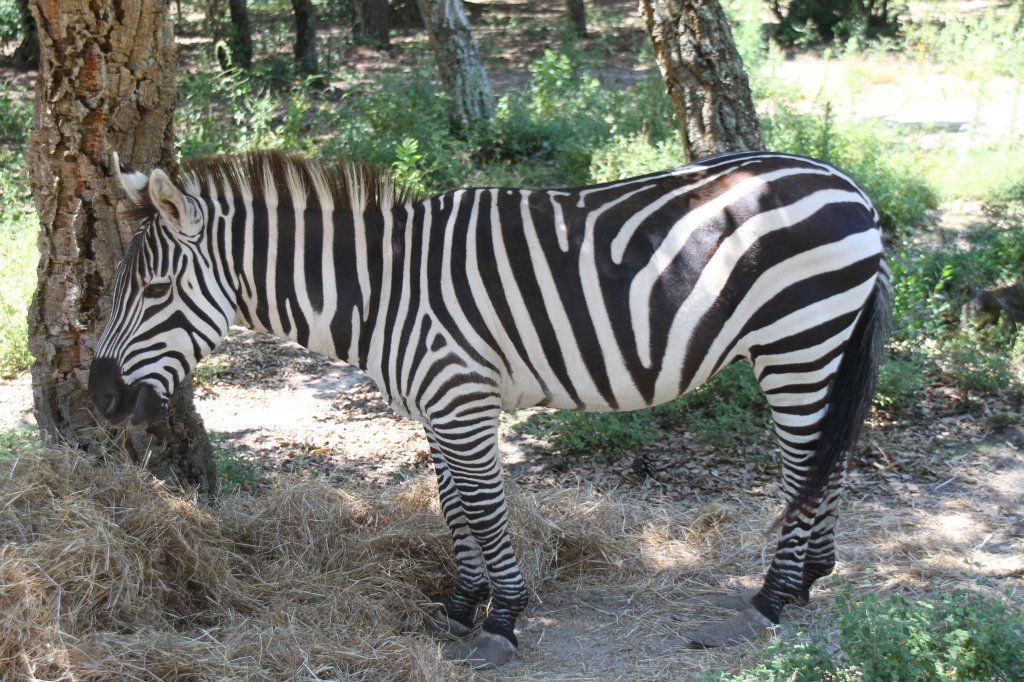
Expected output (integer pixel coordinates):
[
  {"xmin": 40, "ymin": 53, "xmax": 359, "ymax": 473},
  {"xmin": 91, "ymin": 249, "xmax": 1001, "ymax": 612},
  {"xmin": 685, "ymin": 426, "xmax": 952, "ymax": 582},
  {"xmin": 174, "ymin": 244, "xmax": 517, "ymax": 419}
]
[
  {"xmin": 98, "ymin": 391, "xmax": 118, "ymax": 416},
  {"xmin": 88, "ymin": 357, "xmax": 126, "ymax": 420}
]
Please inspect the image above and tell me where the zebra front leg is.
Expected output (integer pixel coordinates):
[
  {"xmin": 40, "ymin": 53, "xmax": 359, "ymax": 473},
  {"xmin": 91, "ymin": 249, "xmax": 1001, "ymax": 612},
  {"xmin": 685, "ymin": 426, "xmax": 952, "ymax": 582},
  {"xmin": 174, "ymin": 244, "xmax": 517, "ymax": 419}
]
[
  {"xmin": 426, "ymin": 415, "xmax": 527, "ymax": 669},
  {"xmin": 424, "ymin": 434, "xmax": 490, "ymax": 639}
]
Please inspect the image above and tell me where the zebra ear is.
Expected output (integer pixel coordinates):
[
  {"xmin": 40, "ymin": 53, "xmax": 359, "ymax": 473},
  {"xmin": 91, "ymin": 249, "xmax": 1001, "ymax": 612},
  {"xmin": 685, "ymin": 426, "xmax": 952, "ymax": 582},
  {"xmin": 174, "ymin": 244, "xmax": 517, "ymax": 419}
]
[
  {"xmin": 112, "ymin": 151, "xmax": 150, "ymax": 206},
  {"xmin": 148, "ymin": 168, "xmax": 201, "ymax": 237}
]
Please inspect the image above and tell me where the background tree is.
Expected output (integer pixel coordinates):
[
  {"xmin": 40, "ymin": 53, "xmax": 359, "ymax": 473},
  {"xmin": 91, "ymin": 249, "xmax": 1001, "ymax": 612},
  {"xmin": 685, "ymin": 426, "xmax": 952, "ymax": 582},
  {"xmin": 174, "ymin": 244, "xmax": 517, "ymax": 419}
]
[
  {"xmin": 27, "ymin": 0, "xmax": 216, "ymax": 494},
  {"xmin": 416, "ymin": 0, "xmax": 495, "ymax": 130},
  {"xmin": 226, "ymin": 0, "xmax": 254, "ymax": 68},
  {"xmin": 566, "ymin": 0, "xmax": 587, "ymax": 38},
  {"xmin": 639, "ymin": 0, "xmax": 762, "ymax": 160},
  {"xmin": 354, "ymin": 0, "xmax": 390, "ymax": 47},
  {"xmin": 205, "ymin": 0, "xmax": 253, "ymax": 70},
  {"xmin": 292, "ymin": 0, "xmax": 319, "ymax": 75}
]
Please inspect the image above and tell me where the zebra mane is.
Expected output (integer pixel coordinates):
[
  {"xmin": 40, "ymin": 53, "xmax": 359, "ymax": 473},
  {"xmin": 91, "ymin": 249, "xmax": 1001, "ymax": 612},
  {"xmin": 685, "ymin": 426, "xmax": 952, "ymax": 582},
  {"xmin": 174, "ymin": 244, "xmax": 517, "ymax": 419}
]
[{"xmin": 123, "ymin": 151, "xmax": 422, "ymax": 222}]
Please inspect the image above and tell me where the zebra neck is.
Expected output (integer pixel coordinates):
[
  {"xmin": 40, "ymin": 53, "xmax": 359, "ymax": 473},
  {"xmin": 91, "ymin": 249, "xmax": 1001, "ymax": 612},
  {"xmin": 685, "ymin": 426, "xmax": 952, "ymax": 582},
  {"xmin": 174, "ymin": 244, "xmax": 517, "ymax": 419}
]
[{"xmin": 227, "ymin": 196, "xmax": 389, "ymax": 371}]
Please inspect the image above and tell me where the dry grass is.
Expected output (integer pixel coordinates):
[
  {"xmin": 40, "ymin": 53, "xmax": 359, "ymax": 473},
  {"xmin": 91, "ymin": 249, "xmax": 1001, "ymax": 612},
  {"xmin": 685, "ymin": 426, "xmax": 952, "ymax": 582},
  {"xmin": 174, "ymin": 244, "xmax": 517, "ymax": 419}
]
[
  {"xmin": 0, "ymin": 445, "xmax": 760, "ymax": 680},
  {"xmin": 2, "ymin": 443, "xmax": 1020, "ymax": 680}
]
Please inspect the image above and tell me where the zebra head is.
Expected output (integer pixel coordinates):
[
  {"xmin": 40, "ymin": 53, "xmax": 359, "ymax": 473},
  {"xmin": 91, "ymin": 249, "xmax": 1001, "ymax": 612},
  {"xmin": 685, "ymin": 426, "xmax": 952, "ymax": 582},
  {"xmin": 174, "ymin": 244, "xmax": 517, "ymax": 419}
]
[{"xmin": 89, "ymin": 156, "xmax": 235, "ymax": 425}]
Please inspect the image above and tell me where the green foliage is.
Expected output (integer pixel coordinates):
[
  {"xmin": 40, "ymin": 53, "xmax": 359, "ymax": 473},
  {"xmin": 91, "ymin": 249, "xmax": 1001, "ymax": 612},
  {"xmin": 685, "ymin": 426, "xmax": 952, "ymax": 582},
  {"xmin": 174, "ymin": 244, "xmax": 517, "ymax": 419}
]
[
  {"xmin": 0, "ymin": 426, "xmax": 36, "ymax": 461},
  {"xmin": 590, "ymin": 133, "xmax": 686, "ymax": 182},
  {"xmin": 772, "ymin": 0, "xmax": 906, "ymax": 46},
  {"xmin": 873, "ymin": 349, "xmax": 930, "ymax": 414},
  {"xmin": 892, "ymin": 203, "xmax": 1024, "ymax": 339},
  {"xmin": 518, "ymin": 409, "xmax": 662, "ymax": 461},
  {"xmin": 904, "ymin": 11, "xmax": 1024, "ymax": 81},
  {"xmin": 319, "ymin": 69, "xmax": 469, "ymax": 193},
  {"xmin": 515, "ymin": 363, "xmax": 772, "ymax": 461},
  {"xmin": 211, "ymin": 435, "xmax": 260, "ymax": 493},
  {"xmin": 391, "ymin": 137, "xmax": 428, "ymax": 198},
  {"xmin": 655, "ymin": 363, "xmax": 772, "ymax": 452},
  {"xmin": 723, "ymin": 0, "xmax": 769, "ymax": 76},
  {"xmin": 711, "ymin": 589, "xmax": 1024, "ymax": 682},
  {"xmin": 0, "ymin": 0, "xmax": 20, "ymax": 45},
  {"xmin": 939, "ymin": 328, "xmax": 1024, "ymax": 400},
  {"xmin": 0, "ymin": 88, "xmax": 35, "ymax": 378}
]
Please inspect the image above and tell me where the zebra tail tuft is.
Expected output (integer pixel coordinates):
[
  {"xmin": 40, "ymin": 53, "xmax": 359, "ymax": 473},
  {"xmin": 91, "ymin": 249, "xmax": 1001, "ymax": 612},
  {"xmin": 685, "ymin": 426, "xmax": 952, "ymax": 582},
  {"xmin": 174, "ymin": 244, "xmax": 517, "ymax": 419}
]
[{"xmin": 773, "ymin": 262, "xmax": 892, "ymax": 531}]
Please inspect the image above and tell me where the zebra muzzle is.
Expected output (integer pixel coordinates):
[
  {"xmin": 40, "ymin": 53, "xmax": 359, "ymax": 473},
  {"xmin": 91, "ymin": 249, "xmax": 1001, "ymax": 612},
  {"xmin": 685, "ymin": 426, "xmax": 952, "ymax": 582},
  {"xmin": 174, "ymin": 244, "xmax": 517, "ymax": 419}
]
[{"xmin": 89, "ymin": 358, "xmax": 168, "ymax": 426}]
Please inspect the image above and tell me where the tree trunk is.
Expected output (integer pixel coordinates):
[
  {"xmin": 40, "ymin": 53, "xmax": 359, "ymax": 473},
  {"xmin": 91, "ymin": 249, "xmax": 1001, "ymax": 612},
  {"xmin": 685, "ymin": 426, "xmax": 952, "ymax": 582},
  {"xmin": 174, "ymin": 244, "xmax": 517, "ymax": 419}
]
[
  {"xmin": 27, "ymin": 0, "xmax": 217, "ymax": 496},
  {"xmin": 227, "ymin": 0, "xmax": 254, "ymax": 69},
  {"xmin": 566, "ymin": 0, "xmax": 587, "ymax": 38},
  {"xmin": 292, "ymin": 0, "xmax": 319, "ymax": 76},
  {"xmin": 638, "ymin": 0, "xmax": 762, "ymax": 161},
  {"xmin": 416, "ymin": 0, "xmax": 495, "ymax": 131},
  {"xmin": 13, "ymin": 0, "xmax": 39, "ymax": 67},
  {"xmin": 354, "ymin": 0, "xmax": 391, "ymax": 48}
]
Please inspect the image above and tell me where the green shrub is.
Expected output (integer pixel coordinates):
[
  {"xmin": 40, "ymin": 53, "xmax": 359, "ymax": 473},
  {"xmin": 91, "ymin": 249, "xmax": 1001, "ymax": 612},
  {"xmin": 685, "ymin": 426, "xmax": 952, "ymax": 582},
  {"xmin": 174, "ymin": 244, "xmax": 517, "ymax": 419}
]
[
  {"xmin": 0, "ymin": 426, "xmax": 36, "ymax": 461},
  {"xmin": 589, "ymin": 133, "xmax": 686, "ymax": 182},
  {"xmin": 711, "ymin": 589, "xmax": 1024, "ymax": 682},
  {"xmin": 904, "ymin": 11, "xmax": 1024, "ymax": 81},
  {"xmin": 0, "ymin": 89, "xmax": 33, "ymax": 378},
  {"xmin": 211, "ymin": 434, "xmax": 259, "ymax": 493},
  {"xmin": 517, "ymin": 409, "xmax": 662, "ymax": 461},
  {"xmin": 654, "ymin": 362, "xmax": 772, "ymax": 452},
  {"xmin": 873, "ymin": 349, "xmax": 931, "ymax": 414}
]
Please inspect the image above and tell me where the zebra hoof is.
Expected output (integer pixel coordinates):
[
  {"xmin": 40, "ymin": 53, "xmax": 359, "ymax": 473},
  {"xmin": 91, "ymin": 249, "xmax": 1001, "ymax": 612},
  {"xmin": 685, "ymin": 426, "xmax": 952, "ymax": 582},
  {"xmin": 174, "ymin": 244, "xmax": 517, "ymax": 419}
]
[
  {"xmin": 442, "ymin": 631, "xmax": 516, "ymax": 669},
  {"xmin": 685, "ymin": 606, "xmax": 775, "ymax": 648},
  {"xmin": 425, "ymin": 608, "xmax": 473, "ymax": 639}
]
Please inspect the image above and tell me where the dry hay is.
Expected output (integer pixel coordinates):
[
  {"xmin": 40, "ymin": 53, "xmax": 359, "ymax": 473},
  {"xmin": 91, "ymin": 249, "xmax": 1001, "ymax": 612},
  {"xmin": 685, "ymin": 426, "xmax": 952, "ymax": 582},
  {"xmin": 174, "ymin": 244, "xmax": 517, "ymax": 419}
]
[{"xmin": 0, "ymin": 445, "xmax": 767, "ymax": 681}]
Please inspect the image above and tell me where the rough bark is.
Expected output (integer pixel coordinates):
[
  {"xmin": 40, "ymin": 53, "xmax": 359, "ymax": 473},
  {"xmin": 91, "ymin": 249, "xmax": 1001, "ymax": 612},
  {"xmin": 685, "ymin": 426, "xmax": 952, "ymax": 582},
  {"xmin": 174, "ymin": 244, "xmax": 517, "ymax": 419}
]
[
  {"xmin": 416, "ymin": 0, "xmax": 495, "ymax": 131},
  {"xmin": 27, "ymin": 0, "xmax": 216, "ymax": 496},
  {"xmin": 291, "ymin": 0, "xmax": 319, "ymax": 75},
  {"xmin": 566, "ymin": 0, "xmax": 587, "ymax": 38},
  {"xmin": 354, "ymin": 0, "xmax": 391, "ymax": 47},
  {"xmin": 639, "ymin": 0, "xmax": 762, "ymax": 160}
]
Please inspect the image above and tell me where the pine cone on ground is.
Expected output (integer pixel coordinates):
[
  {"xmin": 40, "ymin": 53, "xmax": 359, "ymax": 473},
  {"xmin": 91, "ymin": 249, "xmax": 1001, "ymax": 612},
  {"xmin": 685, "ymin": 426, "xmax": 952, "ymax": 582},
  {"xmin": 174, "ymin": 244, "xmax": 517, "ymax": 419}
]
[{"xmin": 631, "ymin": 451, "xmax": 658, "ymax": 480}]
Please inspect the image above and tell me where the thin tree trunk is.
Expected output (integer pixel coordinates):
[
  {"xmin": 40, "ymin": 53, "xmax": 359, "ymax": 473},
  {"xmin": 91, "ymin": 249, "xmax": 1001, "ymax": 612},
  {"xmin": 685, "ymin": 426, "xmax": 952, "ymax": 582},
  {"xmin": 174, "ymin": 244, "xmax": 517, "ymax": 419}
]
[
  {"xmin": 416, "ymin": 0, "xmax": 495, "ymax": 130},
  {"xmin": 292, "ymin": 0, "xmax": 319, "ymax": 75},
  {"xmin": 27, "ymin": 0, "xmax": 216, "ymax": 495},
  {"xmin": 566, "ymin": 0, "xmax": 587, "ymax": 38},
  {"xmin": 354, "ymin": 0, "xmax": 391, "ymax": 47},
  {"xmin": 639, "ymin": 0, "xmax": 762, "ymax": 160},
  {"xmin": 227, "ymin": 0, "xmax": 254, "ymax": 68}
]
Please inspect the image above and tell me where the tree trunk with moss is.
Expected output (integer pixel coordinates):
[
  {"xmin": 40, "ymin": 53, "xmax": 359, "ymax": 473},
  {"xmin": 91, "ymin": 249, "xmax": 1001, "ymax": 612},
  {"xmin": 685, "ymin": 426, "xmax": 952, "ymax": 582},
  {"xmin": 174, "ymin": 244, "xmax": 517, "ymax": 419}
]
[
  {"xmin": 639, "ymin": 0, "xmax": 762, "ymax": 160},
  {"xmin": 416, "ymin": 0, "xmax": 494, "ymax": 130},
  {"xmin": 27, "ymin": 0, "xmax": 216, "ymax": 496}
]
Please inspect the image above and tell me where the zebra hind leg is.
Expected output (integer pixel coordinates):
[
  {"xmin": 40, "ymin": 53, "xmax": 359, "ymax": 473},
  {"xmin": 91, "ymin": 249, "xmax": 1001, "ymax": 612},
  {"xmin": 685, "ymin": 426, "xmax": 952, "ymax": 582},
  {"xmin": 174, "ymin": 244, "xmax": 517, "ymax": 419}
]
[{"xmin": 424, "ymin": 436, "xmax": 490, "ymax": 639}]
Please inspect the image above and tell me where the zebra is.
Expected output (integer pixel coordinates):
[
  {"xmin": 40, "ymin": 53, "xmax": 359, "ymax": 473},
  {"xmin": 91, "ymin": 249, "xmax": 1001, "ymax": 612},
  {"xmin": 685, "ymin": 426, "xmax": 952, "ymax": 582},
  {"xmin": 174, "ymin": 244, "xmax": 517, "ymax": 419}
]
[{"xmin": 89, "ymin": 149, "xmax": 890, "ymax": 669}]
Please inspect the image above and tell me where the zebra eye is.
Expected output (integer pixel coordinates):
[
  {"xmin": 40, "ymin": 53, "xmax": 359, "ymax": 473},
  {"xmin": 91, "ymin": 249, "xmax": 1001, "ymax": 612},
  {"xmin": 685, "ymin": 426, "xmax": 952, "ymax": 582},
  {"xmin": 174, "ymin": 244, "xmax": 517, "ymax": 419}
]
[{"xmin": 143, "ymin": 281, "xmax": 172, "ymax": 299}]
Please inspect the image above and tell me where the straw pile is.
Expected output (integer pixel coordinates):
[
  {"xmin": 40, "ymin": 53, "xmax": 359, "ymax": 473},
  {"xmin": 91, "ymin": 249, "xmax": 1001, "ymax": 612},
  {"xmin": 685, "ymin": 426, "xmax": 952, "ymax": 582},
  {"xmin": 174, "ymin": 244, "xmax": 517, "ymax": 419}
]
[{"xmin": 0, "ymin": 445, "xmax": 719, "ymax": 681}]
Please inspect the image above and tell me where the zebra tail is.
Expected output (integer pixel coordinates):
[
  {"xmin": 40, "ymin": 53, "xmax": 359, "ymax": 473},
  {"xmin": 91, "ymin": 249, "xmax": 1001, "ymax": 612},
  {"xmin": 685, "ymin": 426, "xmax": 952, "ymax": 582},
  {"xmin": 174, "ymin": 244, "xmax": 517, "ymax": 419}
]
[{"xmin": 776, "ymin": 263, "xmax": 892, "ymax": 530}]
